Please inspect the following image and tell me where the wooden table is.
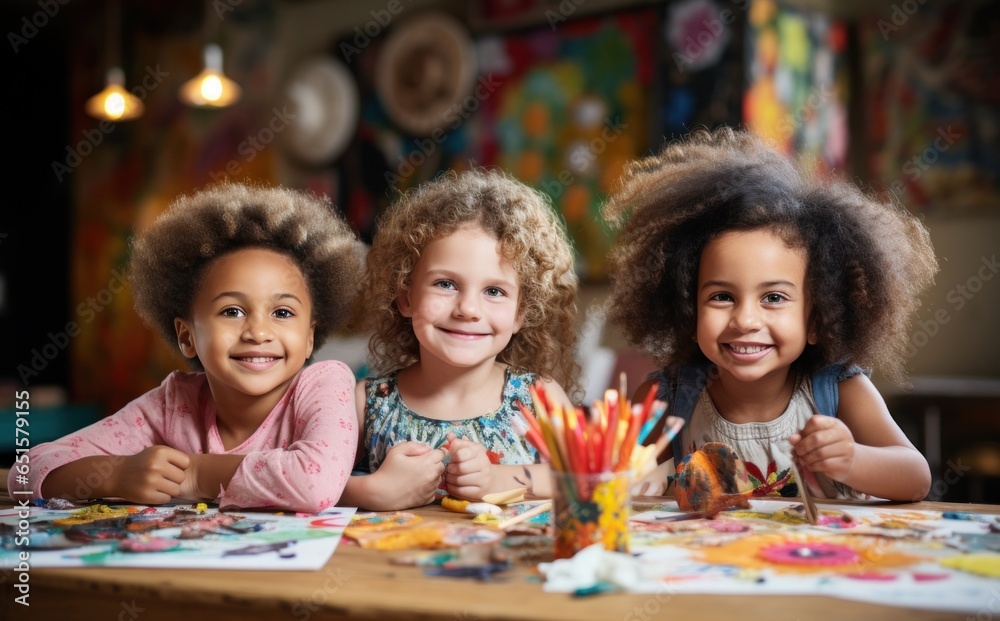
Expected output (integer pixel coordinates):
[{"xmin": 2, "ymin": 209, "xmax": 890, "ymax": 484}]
[{"xmin": 3, "ymin": 469, "xmax": 998, "ymax": 621}]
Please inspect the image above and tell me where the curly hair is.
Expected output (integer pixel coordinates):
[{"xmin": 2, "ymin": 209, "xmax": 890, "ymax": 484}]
[
  {"xmin": 603, "ymin": 127, "xmax": 938, "ymax": 384},
  {"xmin": 129, "ymin": 182, "xmax": 367, "ymax": 369},
  {"xmin": 364, "ymin": 168, "xmax": 580, "ymax": 396}
]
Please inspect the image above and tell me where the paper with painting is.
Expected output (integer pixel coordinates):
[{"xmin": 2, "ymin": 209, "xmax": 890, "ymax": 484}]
[
  {"xmin": 626, "ymin": 499, "xmax": 1000, "ymax": 613},
  {"xmin": 0, "ymin": 502, "xmax": 356, "ymax": 570}
]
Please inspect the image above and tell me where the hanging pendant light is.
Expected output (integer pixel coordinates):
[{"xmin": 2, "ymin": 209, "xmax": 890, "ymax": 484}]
[
  {"xmin": 179, "ymin": 43, "xmax": 242, "ymax": 108},
  {"xmin": 85, "ymin": 0, "xmax": 143, "ymax": 122},
  {"xmin": 86, "ymin": 67, "xmax": 144, "ymax": 121}
]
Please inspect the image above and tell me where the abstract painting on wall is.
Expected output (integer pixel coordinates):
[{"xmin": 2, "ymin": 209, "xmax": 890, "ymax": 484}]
[
  {"xmin": 361, "ymin": 9, "xmax": 657, "ymax": 280},
  {"xmin": 660, "ymin": 0, "xmax": 744, "ymax": 140},
  {"xmin": 743, "ymin": 0, "xmax": 850, "ymax": 177},
  {"xmin": 468, "ymin": 10, "xmax": 656, "ymax": 280},
  {"xmin": 861, "ymin": 0, "xmax": 1000, "ymax": 214},
  {"xmin": 68, "ymin": 2, "xmax": 284, "ymax": 412}
]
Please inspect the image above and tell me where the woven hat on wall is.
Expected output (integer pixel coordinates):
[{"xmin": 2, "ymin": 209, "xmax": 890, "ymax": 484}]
[
  {"xmin": 280, "ymin": 56, "xmax": 360, "ymax": 167},
  {"xmin": 374, "ymin": 11, "xmax": 477, "ymax": 137}
]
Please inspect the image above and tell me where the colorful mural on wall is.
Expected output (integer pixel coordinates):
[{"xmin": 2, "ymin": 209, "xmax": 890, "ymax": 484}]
[
  {"xmin": 68, "ymin": 1, "xmax": 283, "ymax": 412},
  {"xmin": 359, "ymin": 10, "xmax": 656, "ymax": 281},
  {"xmin": 743, "ymin": 0, "xmax": 850, "ymax": 177},
  {"xmin": 660, "ymin": 0, "xmax": 744, "ymax": 139},
  {"xmin": 471, "ymin": 10, "xmax": 655, "ymax": 280},
  {"xmin": 861, "ymin": 0, "xmax": 1000, "ymax": 214}
]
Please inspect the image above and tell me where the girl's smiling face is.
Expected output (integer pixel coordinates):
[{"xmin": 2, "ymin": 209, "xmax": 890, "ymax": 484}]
[
  {"xmin": 696, "ymin": 227, "xmax": 813, "ymax": 385},
  {"xmin": 174, "ymin": 248, "xmax": 315, "ymax": 412},
  {"xmin": 396, "ymin": 224, "xmax": 523, "ymax": 371}
]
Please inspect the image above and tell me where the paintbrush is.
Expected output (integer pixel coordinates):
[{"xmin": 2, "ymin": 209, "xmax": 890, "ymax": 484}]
[{"xmin": 788, "ymin": 458, "xmax": 819, "ymax": 525}]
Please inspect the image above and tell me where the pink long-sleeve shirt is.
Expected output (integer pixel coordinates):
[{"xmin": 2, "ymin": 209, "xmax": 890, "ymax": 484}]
[{"xmin": 8, "ymin": 360, "xmax": 358, "ymax": 513}]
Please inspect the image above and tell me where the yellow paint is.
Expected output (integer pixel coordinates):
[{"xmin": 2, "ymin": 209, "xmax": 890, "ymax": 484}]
[
  {"xmin": 366, "ymin": 527, "xmax": 445, "ymax": 551},
  {"xmin": 441, "ymin": 496, "xmax": 471, "ymax": 513},
  {"xmin": 940, "ymin": 554, "xmax": 1000, "ymax": 578},
  {"xmin": 725, "ymin": 511, "xmax": 776, "ymax": 520},
  {"xmin": 696, "ymin": 534, "xmax": 923, "ymax": 575},
  {"xmin": 52, "ymin": 504, "xmax": 130, "ymax": 526}
]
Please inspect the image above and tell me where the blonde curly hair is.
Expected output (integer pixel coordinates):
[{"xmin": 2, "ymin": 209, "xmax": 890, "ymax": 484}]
[
  {"xmin": 129, "ymin": 182, "xmax": 367, "ymax": 369},
  {"xmin": 603, "ymin": 127, "xmax": 938, "ymax": 384},
  {"xmin": 365, "ymin": 168, "xmax": 580, "ymax": 396}
]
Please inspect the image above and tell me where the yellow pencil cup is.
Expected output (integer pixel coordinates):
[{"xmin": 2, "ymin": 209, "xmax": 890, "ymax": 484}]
[{"xmin": 550, "ymin": 470, "xmax": 631, "ymax": 560}]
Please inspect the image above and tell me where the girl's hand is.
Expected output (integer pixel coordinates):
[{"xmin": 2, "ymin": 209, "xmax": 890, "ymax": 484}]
[
  {"xmin": 377, "ymin": 441, "xmax": 446, "ymax": 508},
  {"xmin": 443, "ymin": 433, "xmax": 494, "ymax": 500},
  {"xmin": 115, "ymin": 446, "xmax": 190, "ymax": 504},
  {"xmin": 789, "ymin": 415, "xmax": 856, "ymax": 484}
]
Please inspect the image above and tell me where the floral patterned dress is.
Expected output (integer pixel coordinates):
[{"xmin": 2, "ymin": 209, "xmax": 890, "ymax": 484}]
[{"xmin": 357, "ymin": 367, "xmax": 539, "ymax": 475}]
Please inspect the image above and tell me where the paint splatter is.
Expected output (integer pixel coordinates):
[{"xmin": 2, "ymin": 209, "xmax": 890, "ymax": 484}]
[{"xmin": 759, "ymin": 542, "xmax": 860, "ymax": 566}]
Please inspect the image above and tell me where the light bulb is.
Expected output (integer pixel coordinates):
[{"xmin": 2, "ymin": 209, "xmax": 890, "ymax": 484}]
[
  {"xmin": 104, "ymin": 92, "xmax": 126, "ymax": 118},
  {"xmin": 201, "ymin": 75, "xmax": 223, "ymax": 102},
  {"xmin": 85, "ymin": 67, "xmax": 144, "ymax": 122},
  {"xmin": 179, "ymin": 44, "xmax": 242, "ymax": 108}
]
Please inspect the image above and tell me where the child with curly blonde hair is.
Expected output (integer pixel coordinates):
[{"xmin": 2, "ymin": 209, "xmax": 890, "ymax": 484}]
[
  {"xmin": 9, "ymin": 183, "xmax": 367, "ymax": 512},
  {"xmin": 605, "ymin": 128, "xmax": 938, "ymax": 502},
  {"xmin": 340, "ymin": 168, "xmax": 579, "ymax": 510}
]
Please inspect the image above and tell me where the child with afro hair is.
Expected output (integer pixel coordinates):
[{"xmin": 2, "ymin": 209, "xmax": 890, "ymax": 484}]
[
  {"xmin": 10, "ymin": 183, "xmax": 367, "ymax": 512},
  {"xmin": 605, "ymin": 127, "xmax": 938, "ymax": 502}
]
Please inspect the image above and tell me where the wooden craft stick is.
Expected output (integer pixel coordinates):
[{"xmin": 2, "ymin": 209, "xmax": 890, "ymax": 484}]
[
  {"xmin": 497, "ymin": 501, "xmax": 552, "ymax": 530},
  {"xmin": 482, "ymin": 488, "xmax": 527, "ymax": 505}
]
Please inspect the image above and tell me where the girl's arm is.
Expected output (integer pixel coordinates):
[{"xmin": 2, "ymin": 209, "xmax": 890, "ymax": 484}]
[
  {"xmin": 39, "ymin": 447, "xmax": 190, "ymax": 504},
  {"xmin": 789, "ymin": 373, "xmax": 932, "ymax": 501},
  {"xmin": 8, "ymin": 385, "xmax": 168, "ymax": 502},
  {"xmin": 181, "ymin": 454, "xmax": 245, "ymax": 500},
  {"xmin": 445, "ymin": 460, "xmax": 552, "ymax": 499},
  {"xmin": 216, "ymin": 361, "xmax": 359, "ymax": 513},
  {"xmin": 338, "ymin": 380, "xmax": 448, "ymax": 511}
]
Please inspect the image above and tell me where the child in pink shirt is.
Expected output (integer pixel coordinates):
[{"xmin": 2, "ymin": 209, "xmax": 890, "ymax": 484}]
[{"xmin": 8, "ymin": 183, "xmax": 367, "ymax": 512}]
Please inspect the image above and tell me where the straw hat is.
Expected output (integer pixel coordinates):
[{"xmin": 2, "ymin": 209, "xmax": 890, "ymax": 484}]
[
  {"xmin": 374, "ymin": 11, "xmax": 477, "ymax": 136},
  {"xmin": 280, "ymin": 56, "xmax": 360, "ymax": 166}
]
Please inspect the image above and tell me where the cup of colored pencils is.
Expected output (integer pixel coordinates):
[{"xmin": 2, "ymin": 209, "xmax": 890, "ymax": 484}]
[{"xmin": 515, "ymin": 376, "xmax": 675, "ymax": 560}]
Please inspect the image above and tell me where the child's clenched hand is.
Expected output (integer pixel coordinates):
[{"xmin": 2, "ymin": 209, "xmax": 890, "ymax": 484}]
[
  {"xmin": 117, "ymin": 445, "xmax": 190, "ymax": 504},
  {"xmin": 443, "ymin": 432, "xmax": 495, "ymax": 500},
  {"xmin": 789, "ymin": 414, "xmax": 856, "ymax": 484}
]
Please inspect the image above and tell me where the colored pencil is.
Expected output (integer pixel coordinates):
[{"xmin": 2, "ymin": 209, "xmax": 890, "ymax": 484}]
[
  {"xmin": 514, "ymin": 400, "xmax": 543, "ymax": 439},
  {"xmin": 511, "ymin": 414, "xmax": 550, "ymax": 462},
  {"xmin": 517, "ymin": 380, "xmax": 677, "ymax": 477},
  {"xmin": 637, "ymin": 400, "xmax": 668, "ymax": 445}
]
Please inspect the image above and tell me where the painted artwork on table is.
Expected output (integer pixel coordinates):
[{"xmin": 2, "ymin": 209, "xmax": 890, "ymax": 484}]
[
  {"xmin": 860, "ymin": 1, "xmax": 1000, "ymax": 214},
  {"xmin": 620, "ymin": 499, "xmax": 1000, "ymax": 613},
  {"xmin": 0, "ymin": 503, "xmax": 356, "ymax": 570},
  {"xmin": 743, "ymin": 0, "xmax": 850, "ymax": 177}
]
